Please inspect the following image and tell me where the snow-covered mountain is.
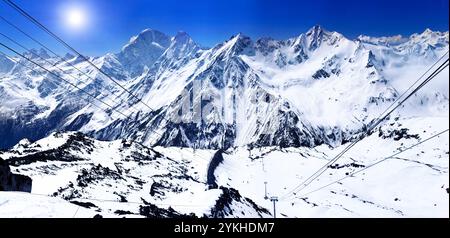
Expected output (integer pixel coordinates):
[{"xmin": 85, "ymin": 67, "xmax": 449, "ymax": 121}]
[
  {"xmin": 0, "ymin": 25, "xmax": 448, "ymax": 218},
  {"xmin": 118, "ymin": 29, "xmax": 172, "ymax": 77},
  {"xmin": 0, "ymin": 26, "xmax": 448, "ymax": 150}
]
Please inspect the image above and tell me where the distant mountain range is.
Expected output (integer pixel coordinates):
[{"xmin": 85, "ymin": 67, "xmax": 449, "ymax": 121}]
[{"xmin": 0, "ymin": 25, "xmax": 448, "ymax": 149}]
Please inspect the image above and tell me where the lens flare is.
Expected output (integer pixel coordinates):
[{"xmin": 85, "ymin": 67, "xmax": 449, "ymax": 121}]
[{"xmin": 64, "ymin": 7, "xmax": 87, "ymax": 30}]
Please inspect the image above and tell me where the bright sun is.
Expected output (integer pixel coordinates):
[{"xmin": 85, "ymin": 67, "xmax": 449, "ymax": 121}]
[{"xmin": 65, "ymin": 7, "xmax": 87, "ymax": 30}]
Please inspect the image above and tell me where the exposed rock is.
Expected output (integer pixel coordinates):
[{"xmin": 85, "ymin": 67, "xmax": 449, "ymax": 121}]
[
  {"xmin": 209, "ymin": 187, "xmax": 271, "ymax": 218},
  {"xmin": 0, "ymin": 157, "xmax": 32, "ymax": 192},
  {"xmin": 139, "ymin": 198, "xmax": 197, "ymax": 218}
]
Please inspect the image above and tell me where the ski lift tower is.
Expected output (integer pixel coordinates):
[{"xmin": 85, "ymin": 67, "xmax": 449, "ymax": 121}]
[{"xmin": 270, "ymin": 196, "xmax": 278, "ymax": 218}]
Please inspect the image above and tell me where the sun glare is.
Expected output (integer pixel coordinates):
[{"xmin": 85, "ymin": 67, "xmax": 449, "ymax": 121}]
[{"xmin": 64, "ymin": 6, "xmax": 88, "ymax": 30}]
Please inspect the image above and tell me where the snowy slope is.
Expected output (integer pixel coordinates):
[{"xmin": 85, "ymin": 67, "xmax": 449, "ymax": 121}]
[
  {"xmin": 0, "ymin": 132, "xmax": 270, "ymax": 218},
  {"xmin": 0, "ymin": 191, "xmax": 100, "ymax": 218},
  {"xmin": 1, "ymin": 114, "xmax": 447, "ymax": 217},
  {"xmin": 215, "ymin": 116, "xmax": 449, "ymax": 217}
]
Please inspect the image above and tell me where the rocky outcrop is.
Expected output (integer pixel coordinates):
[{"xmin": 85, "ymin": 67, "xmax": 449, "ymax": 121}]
[
  {"xmin": 0, "ymin": 157, "xmax": 32, "ymax": 192},
  {"xmin": 207, "ymin": 149, "xmax": 225, "ymax": 189},
  {"xmin": 209, "ymin": 187, "xmax": 271, "ymax": 218}
]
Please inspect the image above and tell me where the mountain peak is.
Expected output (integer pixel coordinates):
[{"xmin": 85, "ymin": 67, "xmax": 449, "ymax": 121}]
[
  {"xmin": 175, "ymin": 31, "xmax": 189, "ymax": 38},
  {"xmin": 306, "ymin": 25, "xmax": 329, "ymax": 36},
  {"xmin": 122, "ymin": 29, "xmax": 171, "ymax": 52},
  {"xmin": 27, "ymin": 48, "xmax": 51, "ymax": 60},
  {"xmin": 304, "ymin": 25, "xmax": 339, "ymax": 51},
  {"xmin": 151, "ymin": 31, "xmax": 200, "ymax": 71},
  {"xmin": 172, "ymin": 31, "xmax": 194, "ymax": 45},
  {"xmin": 229, "ymin": 33, "xmax": 251, "ymax": 41},
  {"xmin": 118, "ymin": 29, "xmax": 172, "ymax": 76},
  {"xmin": 141, "ymin": 28, "xmax": 156, "ymax": 33},
  {"xmin": 410, "ymin": 28, "xmax": 448, "ymax": 39},
  {"xmin": 407, "ymin": 28, "xmax": 449, "ymax": 49},
  {"xmin": 139, "ymin": 28, "xmax": 165, "ymax": 36},
  {"xmin": 171, "ymin": 31, "xmax": 199, "ymax": 51},
  {"xmin": 310, "ymin": 24, "xmax": 322, "ymax": 31},
  {"xmin": 225, "ymin": 33, "xmax": 254, "ymax": 56},
  {"xmin": 423, "ymin": 28, "xmax": 433, "ymax": 35},
  {"xmin": 63, "ymin": 53, "xmax": 75, "ymax": 60}
]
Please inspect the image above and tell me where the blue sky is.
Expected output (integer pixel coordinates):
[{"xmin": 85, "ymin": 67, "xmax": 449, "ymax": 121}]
[{"xmin": 0, "ymin": 0, "xmax": 448, "ymax": 56}]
